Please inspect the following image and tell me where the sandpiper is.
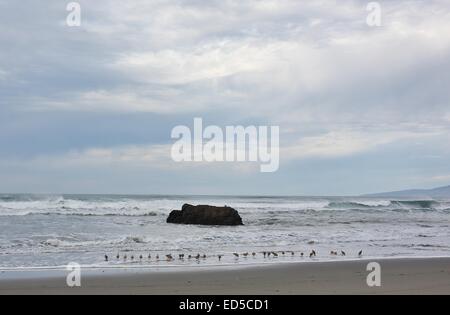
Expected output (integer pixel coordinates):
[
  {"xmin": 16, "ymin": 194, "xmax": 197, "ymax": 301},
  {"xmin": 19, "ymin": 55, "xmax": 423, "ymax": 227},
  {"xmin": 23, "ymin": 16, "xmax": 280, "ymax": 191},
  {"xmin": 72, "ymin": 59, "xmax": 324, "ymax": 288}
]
[
  {"xmin": 243, "ymin": 253, "xmax": 249, "ymax": 258},
  {"xmin": 218, "ymin": 255, "xmax": 223, "ymax": 261},
  {"xmin": 166, "ymin": 254, "xmax": 173, "ymax": 261},
  {"xmin": 116, "ymin": 253, "xmax": 120, "ymax": 260},
  {"xmin": 358, "ymin": 250, "xmax": 363, "ymax": 257},
  {"xmin": 233, "ymin": 253, "xmax": 239, "ymax": 258},
  {"xmin": 252, "ymin": 252, "xmax": 256, "ymax": 257},
  {"xmin": 105, "ymin": 255, "xmax": 109, "ymax": 262},
  {"xmin": 272, "ymin": 252, "xmax": 278, "ymax": 257},
  {"xmin": 341, "ymin": 251, "xmax": 346, "ymax": 256},
  {"xmin": 131, "ymin": 255, "xmax": 134, "ymax": 261}
]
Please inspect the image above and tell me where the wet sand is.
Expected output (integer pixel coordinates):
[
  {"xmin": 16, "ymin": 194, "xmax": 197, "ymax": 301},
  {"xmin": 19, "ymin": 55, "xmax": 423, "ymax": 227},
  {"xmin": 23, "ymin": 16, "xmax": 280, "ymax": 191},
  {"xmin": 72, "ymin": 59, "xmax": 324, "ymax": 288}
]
[{"xmin": 0, "ymin": 258, "xmax": 449, "ymax": 295}]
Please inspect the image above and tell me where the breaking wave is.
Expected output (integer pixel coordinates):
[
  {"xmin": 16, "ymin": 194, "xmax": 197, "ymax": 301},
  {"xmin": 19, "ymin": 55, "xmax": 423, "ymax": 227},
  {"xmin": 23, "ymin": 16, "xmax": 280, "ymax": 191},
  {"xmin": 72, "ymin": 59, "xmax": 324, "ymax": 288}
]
[{"xmin": 0, "ymin": 194, "xmax": 449, "ymax": 218}]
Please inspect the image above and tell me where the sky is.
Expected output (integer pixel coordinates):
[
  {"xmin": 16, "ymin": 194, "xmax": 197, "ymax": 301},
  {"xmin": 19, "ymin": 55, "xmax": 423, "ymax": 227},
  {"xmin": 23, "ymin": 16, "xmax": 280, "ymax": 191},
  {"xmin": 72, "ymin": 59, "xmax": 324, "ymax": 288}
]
[{"xmin": 0, "ymin": 0, "xmax": 449, "ymax": 196}]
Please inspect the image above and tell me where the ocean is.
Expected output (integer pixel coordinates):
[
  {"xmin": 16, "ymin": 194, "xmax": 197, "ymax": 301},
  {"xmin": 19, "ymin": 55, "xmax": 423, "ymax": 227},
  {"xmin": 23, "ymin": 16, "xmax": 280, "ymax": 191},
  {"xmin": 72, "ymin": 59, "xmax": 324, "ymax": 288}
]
[{"xmin": 0, "ymin": 194, "xmax": 449, "ymax": 269}]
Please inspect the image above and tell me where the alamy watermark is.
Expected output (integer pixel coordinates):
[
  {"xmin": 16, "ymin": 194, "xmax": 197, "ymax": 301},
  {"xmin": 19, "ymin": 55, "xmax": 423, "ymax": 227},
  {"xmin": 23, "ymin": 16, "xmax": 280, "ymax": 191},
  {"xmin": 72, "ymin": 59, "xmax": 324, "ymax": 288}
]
[
  {"xmin": 171, "ymin": 118, "xmax": 280, "ymax": 173},
  {"xmin": 366, "ymin": 262, "xmax": 382, "ymax": 287},
  {"xmin": 66, "ymin": 2, "xmax": 81, "ymax": 27},
  {"xmin": 366, "ymin": 2, "xmax": 382, "ymax": 27},
  {"xmin": 66, "ymin": 262, "xmax": 81, "ymax": 287}
]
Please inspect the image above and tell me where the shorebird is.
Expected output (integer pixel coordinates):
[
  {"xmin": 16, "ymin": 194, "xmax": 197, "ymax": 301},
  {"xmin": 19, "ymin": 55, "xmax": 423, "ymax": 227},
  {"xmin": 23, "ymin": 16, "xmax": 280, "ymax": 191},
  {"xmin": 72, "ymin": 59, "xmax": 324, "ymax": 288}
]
[
  {"xmin": 148, "ymin": 254, "xmax": 151, "ymax": 259},
  {"xmin": 291, "ymin": 251, "xmax": 295, "ymax": 256},
  {"xmin": 233, "ymin": 253, "xmax": 239, "ymax": 258},
  {"xmin": 243, "ymin": 252, "xmax": 249, "ymax": 258},
  {"xmin": 281, "ymin": 251, "xmax": 285, "ymax": 256},
  {"xmin": 123, "ymin": 254, "xmax": 127, "ymax": 260},
  {"xmin": 131, "ymin": 255, "xmax": 134, "ymax": 261},
  {"xmin": 311, "ymin": 250, "xmax": 316, "ymax": 257},
  {"xmin": 188, "ymin": 255, "xmax": 192, "ymax": 259},
  {"xmin": 358, "ymin": 250, "xmax": 363, "ymax": 257},
  {"xmin": 218, "ymin": 255, "xmax": 223, "ymax": 261},
  {"xmin": 252, "ymin": 252, "xmax": 256, "ymax": 257},
  {"xmin": 341, "ymin": 251, "xmax": 346, "ymax": 256},
  {"xmin": 179, "ymin": 254, "xmax": 184, "ymax": 260},
  {"xmin": 272, "ymin": 252, "xmax": 278, "ymax": 257},
  {"xmin": 300, "ymin": 252, "xmax": 304, "ymax": 257},
  {"xmin": 116, "ymin": 253, "xmax": 120, "ymax": 260},
  {"xmin": 263, "ymin": 251, "xmax": 267, "ymax": 258},
  {"xmin": 156, "ymin": 255, "xmax": 159, "ymax": 260},
  {"xmin": 195, "ymin": 254, "xmax": 201, "ymax": 260},
  {"xmin": 166, "ymin": 254, "xmax": 173, "ymax": 261},
  {"xmin": 139, "ymin": 255, "xmax": 143, "ymax": 261},
  {"xmin": 105, "ymin": 255, "xmax": 109, "ymax": 262},
  {"xmin": 202, "ymin": 254, "xmax": 207, "ymax": 259}
]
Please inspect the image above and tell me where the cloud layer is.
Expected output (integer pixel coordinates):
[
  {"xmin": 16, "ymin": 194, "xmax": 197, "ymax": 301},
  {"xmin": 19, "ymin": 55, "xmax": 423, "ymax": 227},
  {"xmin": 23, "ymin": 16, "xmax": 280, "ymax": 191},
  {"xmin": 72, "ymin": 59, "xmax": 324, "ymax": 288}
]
[{"xmin": 1, "ymin": 0, "xmax": 450, "ymax": 194}]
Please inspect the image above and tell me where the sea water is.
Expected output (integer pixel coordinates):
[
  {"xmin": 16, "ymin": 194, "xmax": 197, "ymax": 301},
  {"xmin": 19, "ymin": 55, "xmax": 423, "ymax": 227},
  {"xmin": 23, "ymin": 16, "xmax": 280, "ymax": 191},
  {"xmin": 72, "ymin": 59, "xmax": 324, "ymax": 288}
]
[{"xmin": 0, "ymin": 194, "xmax": 449, "ymax": 269}]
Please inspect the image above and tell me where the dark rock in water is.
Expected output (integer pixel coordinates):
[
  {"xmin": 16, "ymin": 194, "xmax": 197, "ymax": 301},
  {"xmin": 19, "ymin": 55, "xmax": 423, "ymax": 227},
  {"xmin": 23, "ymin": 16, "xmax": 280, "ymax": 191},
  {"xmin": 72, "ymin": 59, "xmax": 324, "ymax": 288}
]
[{"xmin": 167, "ymin": 204, "xmax": 244, "ymax": 226}]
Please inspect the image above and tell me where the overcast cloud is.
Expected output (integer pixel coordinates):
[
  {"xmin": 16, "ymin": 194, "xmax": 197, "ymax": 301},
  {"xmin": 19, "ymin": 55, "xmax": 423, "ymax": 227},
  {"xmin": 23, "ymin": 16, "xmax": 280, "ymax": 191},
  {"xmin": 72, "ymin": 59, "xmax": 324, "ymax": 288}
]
[{"xmin": 0, "ymin": 0, "xmax": 449, "ymax": 195}]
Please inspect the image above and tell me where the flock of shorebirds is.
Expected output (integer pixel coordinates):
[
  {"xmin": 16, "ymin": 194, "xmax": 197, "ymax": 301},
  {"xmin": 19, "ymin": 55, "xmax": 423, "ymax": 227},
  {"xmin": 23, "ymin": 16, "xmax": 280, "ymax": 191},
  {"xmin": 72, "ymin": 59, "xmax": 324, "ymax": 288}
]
[{"xmin": 104, "ymin": 250, "xmax": 364, "ymax": 262}]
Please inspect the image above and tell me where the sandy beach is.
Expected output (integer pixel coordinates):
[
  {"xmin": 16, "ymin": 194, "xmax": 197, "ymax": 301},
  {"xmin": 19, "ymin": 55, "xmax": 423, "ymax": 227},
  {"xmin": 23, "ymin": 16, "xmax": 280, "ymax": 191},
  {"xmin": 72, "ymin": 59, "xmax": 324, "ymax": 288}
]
[{"xmin": 0, "ymin": 258, "xmax": 449, "ymax": 295}]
